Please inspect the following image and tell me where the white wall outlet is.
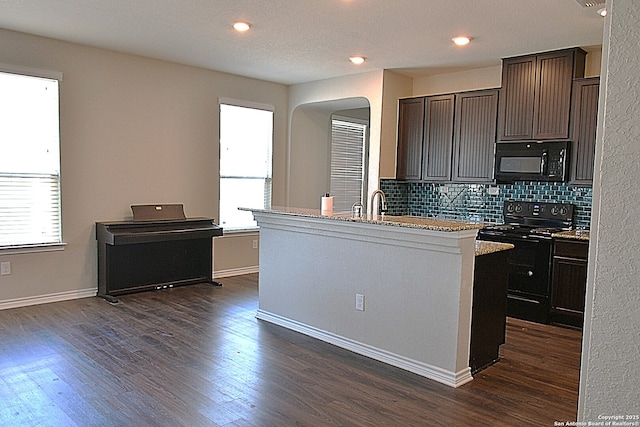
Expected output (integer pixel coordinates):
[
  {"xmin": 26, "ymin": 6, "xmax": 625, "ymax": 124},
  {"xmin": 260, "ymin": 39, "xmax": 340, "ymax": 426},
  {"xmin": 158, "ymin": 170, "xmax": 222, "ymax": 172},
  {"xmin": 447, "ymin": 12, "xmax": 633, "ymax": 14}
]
[
  {"xmin": 252, "ymin": 239, "xmax": 258, "ymax": 249},
  {"xmin": 355, "ymin": 293, "xmax": 365, "ymax": 311},
  {"xmin": 440, "ymin": 185, "xmax": 449, "ymax": 194},
  {"xmin": 488, "ymin": 186, "xmax": 500, "ymax": 196},
  {"xmin": 1, "ymin": 262, "xmax": 11, "ymax": 276}
]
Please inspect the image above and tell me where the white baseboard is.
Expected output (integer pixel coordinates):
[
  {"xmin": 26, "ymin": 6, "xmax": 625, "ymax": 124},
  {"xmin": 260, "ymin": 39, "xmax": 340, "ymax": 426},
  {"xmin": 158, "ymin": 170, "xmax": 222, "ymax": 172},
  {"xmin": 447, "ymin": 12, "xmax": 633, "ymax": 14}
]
[
  {"xmin": 0, "ymin": 268, "xmax": 260, "ymax": 310},
  {"xmin": 213, "ymin": 266, "xmax": 259, "ymax": 279},
  {"xmin": 0, "ymin": 288, "xmax": 97, "ymax": 311},
  {"xmin": 256, "ymin": 309, "xmax": 473, "ymax": 388}
]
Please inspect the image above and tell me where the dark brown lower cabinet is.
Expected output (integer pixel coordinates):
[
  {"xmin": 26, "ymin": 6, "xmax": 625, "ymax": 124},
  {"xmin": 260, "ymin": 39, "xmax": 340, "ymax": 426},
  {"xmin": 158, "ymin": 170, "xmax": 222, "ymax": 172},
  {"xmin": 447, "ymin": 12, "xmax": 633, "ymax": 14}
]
[
  {"xmin": 470, "ymin": 249, "xmax": 510, "ymax": 374},
  {"xmin": 551, "ymin": 239, "xmax": 589, "ymax": 328}
]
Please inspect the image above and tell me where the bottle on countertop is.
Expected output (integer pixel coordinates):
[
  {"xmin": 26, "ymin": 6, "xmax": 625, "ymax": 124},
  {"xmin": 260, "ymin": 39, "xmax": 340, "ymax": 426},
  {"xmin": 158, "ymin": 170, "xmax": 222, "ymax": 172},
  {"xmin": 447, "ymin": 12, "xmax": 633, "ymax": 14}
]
[{"xmin": 321, "ymin": 193, "xmax": 333, "ymax": 215}]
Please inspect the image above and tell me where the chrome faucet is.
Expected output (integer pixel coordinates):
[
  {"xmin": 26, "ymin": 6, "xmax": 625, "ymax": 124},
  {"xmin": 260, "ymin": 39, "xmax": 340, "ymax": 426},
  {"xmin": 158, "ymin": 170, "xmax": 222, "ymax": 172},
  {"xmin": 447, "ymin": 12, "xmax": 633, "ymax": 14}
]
[{"xmin": 369, "ymin": 189, "xmax": 388, "ymax": 216}]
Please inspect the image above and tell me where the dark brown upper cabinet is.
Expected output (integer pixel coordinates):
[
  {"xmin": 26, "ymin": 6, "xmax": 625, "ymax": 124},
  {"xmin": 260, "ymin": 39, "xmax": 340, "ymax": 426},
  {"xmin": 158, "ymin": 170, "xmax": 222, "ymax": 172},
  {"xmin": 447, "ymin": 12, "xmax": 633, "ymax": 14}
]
[
  {"xmin": 498, "ymin": 48, "xmax": 586, "ymax": 142},
  {"xmin": 422, "ymin": 94, "xmax": 455, "ymax": 181},
  {"xmin": 452, "ymin": 89, "xmax": 499, "ymax": 182},
  {"xmin": 396, "ymin": 97, "xmax": 425, "ymax": 181},
  {"xmin": 396, "ymin": 90, "xmax": 498, "ymax": 183},
  {"xmin": 570, "ymin": 77, "xmax": 600, "ymax": 185}
]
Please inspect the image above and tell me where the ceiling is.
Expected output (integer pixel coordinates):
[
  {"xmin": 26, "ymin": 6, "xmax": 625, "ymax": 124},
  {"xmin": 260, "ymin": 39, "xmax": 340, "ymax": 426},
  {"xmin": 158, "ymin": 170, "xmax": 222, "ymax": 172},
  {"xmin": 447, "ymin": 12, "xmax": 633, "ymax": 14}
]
[{"xmin": 0, "ymin": 0, "xmax": 605, "ymax": 85}]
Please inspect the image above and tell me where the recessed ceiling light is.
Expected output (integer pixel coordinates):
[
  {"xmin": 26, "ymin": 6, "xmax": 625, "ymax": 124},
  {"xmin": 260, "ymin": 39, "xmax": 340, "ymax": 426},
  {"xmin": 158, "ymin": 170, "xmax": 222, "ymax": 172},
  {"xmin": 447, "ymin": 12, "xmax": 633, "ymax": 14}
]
[
  {"xmin": 452, "ymin": 36, "xmax": 471, "ymax": 46},
  {"xmin": 597, "ymin": 7, "xmax": 607, "ymax": 16},
  {"xmin": 349, "ymin": 56, "xmax": 366, "ymax": 65},
  {"xmin": 233, "ymin": 21, "xmax": 251, "ymax": 32}
]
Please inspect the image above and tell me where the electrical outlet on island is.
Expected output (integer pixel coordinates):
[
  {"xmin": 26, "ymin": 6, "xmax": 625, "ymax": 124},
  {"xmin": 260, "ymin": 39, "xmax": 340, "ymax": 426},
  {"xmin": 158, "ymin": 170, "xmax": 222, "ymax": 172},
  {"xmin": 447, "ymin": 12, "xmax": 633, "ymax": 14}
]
[{"xmin": 1, "ymin": 262, "xmax": 11, "ymax": 276}]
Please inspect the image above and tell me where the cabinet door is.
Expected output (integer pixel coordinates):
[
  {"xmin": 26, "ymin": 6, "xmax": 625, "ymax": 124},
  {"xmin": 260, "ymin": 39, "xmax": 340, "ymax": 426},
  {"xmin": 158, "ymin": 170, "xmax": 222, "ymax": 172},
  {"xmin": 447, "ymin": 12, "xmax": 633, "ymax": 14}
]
[
  {"xmin": 423, "ymin": 94, "xmax": 455, "ymax": 181},
  {"xmin": 551, "ymin": 257, "xmax": 587, "ymax": 322},
  {"xmin": 498, "ymin": 48, "xmax": 585, "ymax": 142},
  {"xmin": 498, "ymin": 55, "xmax": 536, "ymax": 141},
  {"xmin": 532, "ymin": 50, "xmax": 577, "ymax": 140},
  {"xmin": 551, "ymin": 239, "xmax": 588, "ymax": 328},
  {"xmin": 396, "ymin": 97, "xmax": 425, "ymax": 180},
  {"xmin": 452, "ymin": 89, "xmax": 499, "ymax": 182},
  {"xmin": 571, "ymin": 78, "xmax": 600, "ymax": 185}
]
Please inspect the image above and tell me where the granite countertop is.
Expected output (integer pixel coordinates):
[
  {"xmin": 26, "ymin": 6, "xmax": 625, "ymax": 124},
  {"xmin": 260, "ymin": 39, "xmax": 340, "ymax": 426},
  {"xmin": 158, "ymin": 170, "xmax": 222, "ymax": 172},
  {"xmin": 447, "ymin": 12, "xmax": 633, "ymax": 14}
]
[
  {"xmin": 552, "ymin": 230, "xmax": 590, "ymax": 241},
  {"xmin": 241, "ymin": 206, "xmax": 484, "ymax": 232},
  {"xmin": 475, "ymin": 240, "xmax": 515, "ymax": 256}
]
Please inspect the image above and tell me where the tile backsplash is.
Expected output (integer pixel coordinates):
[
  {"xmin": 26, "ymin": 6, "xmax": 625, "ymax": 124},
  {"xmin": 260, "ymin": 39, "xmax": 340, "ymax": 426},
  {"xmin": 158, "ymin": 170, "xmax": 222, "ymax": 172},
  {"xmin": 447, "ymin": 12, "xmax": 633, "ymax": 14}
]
[{"xmin": 380, "ymin": 179, "xmax": 592, "ymax": 228}]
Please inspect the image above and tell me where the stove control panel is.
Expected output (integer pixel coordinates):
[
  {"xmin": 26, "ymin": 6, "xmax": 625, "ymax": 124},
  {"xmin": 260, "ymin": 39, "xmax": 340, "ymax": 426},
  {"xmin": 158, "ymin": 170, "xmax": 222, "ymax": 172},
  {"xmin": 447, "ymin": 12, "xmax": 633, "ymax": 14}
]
[{"xmin": 504, "ymin": 201, "xmax": 574, "ymax": 223}]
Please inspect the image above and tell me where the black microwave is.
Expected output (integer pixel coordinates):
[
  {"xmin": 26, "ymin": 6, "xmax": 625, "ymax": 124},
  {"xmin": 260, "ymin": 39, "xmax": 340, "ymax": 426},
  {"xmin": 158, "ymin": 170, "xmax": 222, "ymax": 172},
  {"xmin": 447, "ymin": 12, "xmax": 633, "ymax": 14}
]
[{"xmin": 495, "ymin": 141, "xmax": 570, "ymax": 183}]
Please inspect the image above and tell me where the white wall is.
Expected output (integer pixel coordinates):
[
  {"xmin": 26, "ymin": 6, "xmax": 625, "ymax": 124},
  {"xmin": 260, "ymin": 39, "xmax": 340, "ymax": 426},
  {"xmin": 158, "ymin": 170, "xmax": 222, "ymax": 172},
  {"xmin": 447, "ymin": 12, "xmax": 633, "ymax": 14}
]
[
  {"xmin": 288, "ymin": 105, "xmax": 340, "ymax": 208},
  {"xmin": 380, "ymin": 70, "xmax": 413, "ymax": 179},
  {"xmin": 579, "ymin": 0, "xmax": 640, "ymax": 419},
  {"xmin": 413, "ymin": 66, "xmax": 502, "ymax": 96},
  {"xmin": 254, "ymin": 212, "xmax": 478, "ymax": 387},
  {"xmin": 288, "ymin": 71, "xmax": 384, "ymax": 208},
  {"xmin": 0, "ymin": 29, "xmax": 287, "ymax": 305}
]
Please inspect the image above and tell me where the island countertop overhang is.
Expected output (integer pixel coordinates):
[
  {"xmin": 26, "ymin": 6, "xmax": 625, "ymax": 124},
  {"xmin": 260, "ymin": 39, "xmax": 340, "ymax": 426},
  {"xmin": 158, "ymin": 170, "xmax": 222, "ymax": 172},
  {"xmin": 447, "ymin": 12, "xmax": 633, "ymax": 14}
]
[
  {"xmin": 240, "ymin": 207, "xmax": 514, "ymax": 256},
  {"xmin": 239, "ymin": 206, "xmax": 484, "ymax": 232}
]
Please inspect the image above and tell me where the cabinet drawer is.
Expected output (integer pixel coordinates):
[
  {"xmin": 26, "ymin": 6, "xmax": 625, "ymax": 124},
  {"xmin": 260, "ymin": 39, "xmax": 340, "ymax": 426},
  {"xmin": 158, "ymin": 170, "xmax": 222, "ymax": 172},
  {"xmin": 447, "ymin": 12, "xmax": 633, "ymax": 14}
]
[{"xmin": 554, "ymin": 239, "xmax": 588, "ymax": 259}]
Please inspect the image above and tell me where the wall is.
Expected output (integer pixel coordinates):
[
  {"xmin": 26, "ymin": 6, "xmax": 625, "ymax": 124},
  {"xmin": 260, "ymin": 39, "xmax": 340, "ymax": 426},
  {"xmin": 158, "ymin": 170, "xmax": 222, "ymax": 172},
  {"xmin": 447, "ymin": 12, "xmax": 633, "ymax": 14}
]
[
  {"xmin": 214, "ymin": 232, "xmax": 260, "ymax": 278},
  {"xmin": 288, "ymin": 72, "xmax": 383, "ymax": 209},
  {"xmin": 254, "ymin": 211, "xmax": 477, "ymax": 387},
  {"xmin": 583, "ymin": 46, "xmax": 603, "ymax": 78},
  {"xmin": 579, "ymin": 0, "xmax": 640, "ymax": 419},
  {"xmin": 413, "ymin": 66, "xmax": 502, "ymax": 96},
  {"xmin": 285, "ymin": 69, "xmax": 412, "ymax": 201},
  {"xmin": 379, "ymin": 70, "xmax": 413, "ymax": 179},
  {"xmin": 0, "ymin": 29, "xmax": 287, "ymax": 307}
]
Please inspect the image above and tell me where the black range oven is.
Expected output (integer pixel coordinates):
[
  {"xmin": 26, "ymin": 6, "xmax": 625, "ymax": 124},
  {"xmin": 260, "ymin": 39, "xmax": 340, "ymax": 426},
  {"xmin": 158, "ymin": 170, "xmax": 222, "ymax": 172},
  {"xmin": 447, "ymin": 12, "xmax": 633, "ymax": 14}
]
[{"xmin": 477, "ymin": 201, "xmax": 574, "ymax": 324}]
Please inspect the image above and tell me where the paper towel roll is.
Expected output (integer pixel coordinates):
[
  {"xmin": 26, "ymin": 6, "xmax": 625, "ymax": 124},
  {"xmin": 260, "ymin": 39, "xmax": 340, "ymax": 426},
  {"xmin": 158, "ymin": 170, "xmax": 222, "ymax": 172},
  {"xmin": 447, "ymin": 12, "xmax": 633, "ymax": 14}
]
[{"xmin": 321, "ymin": 194, "xmax": 333, "ymax": 215}]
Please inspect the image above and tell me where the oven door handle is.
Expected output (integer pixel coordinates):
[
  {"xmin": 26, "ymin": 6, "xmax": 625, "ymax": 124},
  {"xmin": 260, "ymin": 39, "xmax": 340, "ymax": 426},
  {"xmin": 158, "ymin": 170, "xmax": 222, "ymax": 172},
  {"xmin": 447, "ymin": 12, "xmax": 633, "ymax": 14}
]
[
  {"xmin": 508, "ymin": 294, "xmax": 541, "ymax": 304},
  {"xmin": 519, "ymin": 236, "xmax": 545, "ymax": 243}
]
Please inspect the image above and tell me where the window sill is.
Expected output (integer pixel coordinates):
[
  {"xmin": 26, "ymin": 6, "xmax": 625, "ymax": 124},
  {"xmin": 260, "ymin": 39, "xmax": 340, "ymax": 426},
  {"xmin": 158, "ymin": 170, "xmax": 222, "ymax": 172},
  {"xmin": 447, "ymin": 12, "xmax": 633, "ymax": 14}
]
[{"xmin": 0, "ymin": 243, "xmax": 67, "ymax": 255}]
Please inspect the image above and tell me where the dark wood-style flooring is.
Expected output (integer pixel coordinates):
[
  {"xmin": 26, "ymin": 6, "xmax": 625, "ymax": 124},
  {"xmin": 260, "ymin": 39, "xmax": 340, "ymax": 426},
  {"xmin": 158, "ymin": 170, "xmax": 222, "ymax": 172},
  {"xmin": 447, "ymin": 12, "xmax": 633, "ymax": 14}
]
[{"xmin": 0, "ymin": 273, "xmax": 582, "ymax": 426}]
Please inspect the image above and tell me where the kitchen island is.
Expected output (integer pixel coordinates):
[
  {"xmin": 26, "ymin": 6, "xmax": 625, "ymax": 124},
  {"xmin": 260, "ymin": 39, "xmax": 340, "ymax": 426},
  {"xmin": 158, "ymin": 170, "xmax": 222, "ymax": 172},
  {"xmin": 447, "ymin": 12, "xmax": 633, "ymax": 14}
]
[{"xmin": 243, "ymin": 207, "xmax": 511, "ymax": 387}]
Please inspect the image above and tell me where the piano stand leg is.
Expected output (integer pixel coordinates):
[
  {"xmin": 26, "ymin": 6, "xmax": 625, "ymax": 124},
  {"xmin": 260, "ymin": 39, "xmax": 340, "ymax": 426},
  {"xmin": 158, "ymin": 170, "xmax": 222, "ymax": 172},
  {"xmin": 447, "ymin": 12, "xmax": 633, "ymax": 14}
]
[
  {"xmin": 210, "ymin": 280, "xmax": 223, "ymax": 287},
  {"xmin": 99, "ymin": 294, "xmax": 120, "ymax": 304}
]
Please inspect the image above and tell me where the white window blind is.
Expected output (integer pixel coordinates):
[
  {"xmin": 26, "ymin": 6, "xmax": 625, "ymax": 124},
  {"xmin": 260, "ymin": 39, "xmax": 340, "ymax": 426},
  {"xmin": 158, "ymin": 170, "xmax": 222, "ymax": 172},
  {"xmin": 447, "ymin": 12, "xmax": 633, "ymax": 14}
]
[
  {"xmin": 330, "ymin": 117, "xmax": 367, "ymax": 212},
  {"xmin": 219, "ymin": 102, "xmax": 273, "ymax": 229},
  {"xmin": 0, "ymin": 71, "xmax": 62, "ymax": 248}
]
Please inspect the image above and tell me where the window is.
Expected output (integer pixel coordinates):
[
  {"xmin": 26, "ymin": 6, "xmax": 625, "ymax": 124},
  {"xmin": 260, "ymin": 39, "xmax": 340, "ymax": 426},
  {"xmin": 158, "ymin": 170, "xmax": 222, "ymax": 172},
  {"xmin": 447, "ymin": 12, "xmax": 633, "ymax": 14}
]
[
  {"xmin": 219, "ymin": 102, "xmax": 273, "ymax": 230},
  {"xmin": 330, "ymin": 116, "xmax": 368, "ymax": 212},
  {"xmin": 0, "ymin": 69, "xmax": 62, "ymax": 249}
]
